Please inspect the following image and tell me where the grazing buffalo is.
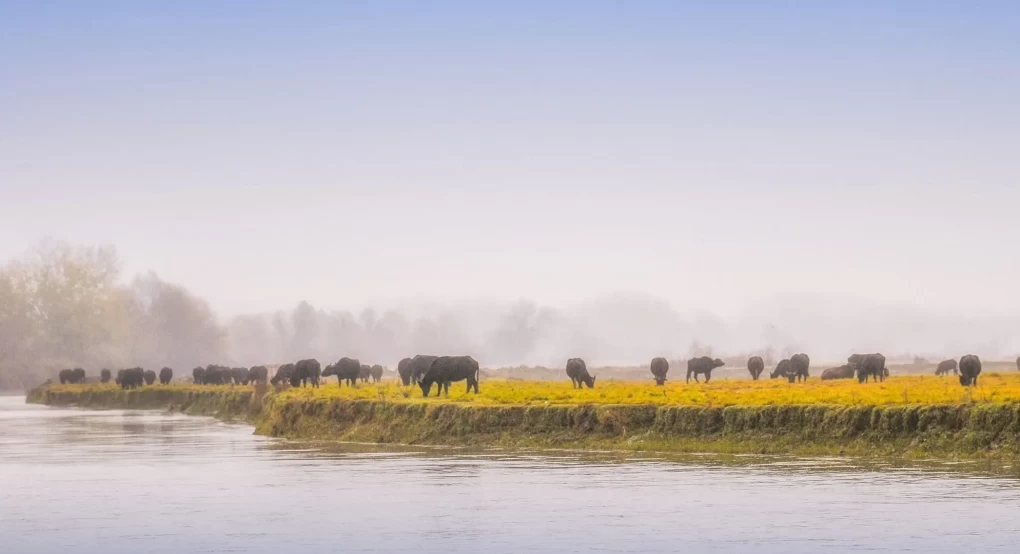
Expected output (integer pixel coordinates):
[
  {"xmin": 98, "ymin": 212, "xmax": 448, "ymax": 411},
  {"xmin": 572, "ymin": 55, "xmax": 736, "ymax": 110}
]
[
  {"xmin": 566, "ymin": 358, "xmax": 595, "ymax": 389},
  {"xmin": 100, "ymin": 369, "xmax": 112, "ymax": 384},
  {"xmin": 270, "ymin": 364, "xmax": 296, "ymax": 386},
  {"xmin": 849, "ymin": 353, "xmax": 887, "ymax": 383},
  {"xmin": 359, "ymin": 364, "xmax": 372, "ymax": 383},
  {"xmin": 370, "ymin": 365, "xmax": 384, "ymax": 383},
  {"xmin": 770, "ymin": 359, "xmax": 792, "ymax": 380},
  {"xmin": 323, "ymin": 357, "xmax": 361, "ymax": 387},
  {"xmin": 72, "ymin": 368, "xmax": 86, "ymax": 383},
  {"xmin": 687, "ymin": 357, "xmax": 725, "ymax": 383},
  {"xmin": 1016, "ymin": 356, "xmax": 1019, "ymax": 372},
  {"xmin": 789, "ymin": 353, "xmax": 810, "ymax": 383},
  {"xmin": 935, "ymin": 359, "xmax": 958, "ymax": 376},
  {"xmin": 747, "ymin": 357, "xmax": 765, "ymax": 380},
  {"xmin": 650, "ymin": 357, "xmax": 669, "ymax": 385},
  {"xmin": 143, "ymin": 370, "xmax": 156, "ymax": 385},
  {"xmin": 60, "ymin": 368, "xmax": 86, "ymax": 384},
  {"xmin": 959, "ymin": 355, "xmax": 982, "ymax": 386},
  {"xmin": 58, "ymin": 369, "xmax": 72, "ymax": 384},
  {"xmin": 159, "ymin": 367, "xmax": 173, "ymax": 385},
  {"xmin": 203, "ymin": 365, "xmax": 232, "ymax": 385},
  {"xmin": 419, "ymin": 355, "xmax": 480, "ymax": 396},
  {"xmin": 248, "ymin": 366, "xmax": 269, "ymax": 384},
  {"xmin": 820, "ymin": 365, "xmax": 855, "ymax": 380},
  {"xmin": 119, "ymin": 367, "xmax": 144, "ymax": 389},
  {"xmin": 410, "ymin": 355, "xmax": 439, "ymax": 386},
  {"xmin": 397, "ymin": 358, "xmax": 414, "ymax": 386},
  {"xmin": 192, "ymin": 367, "xmax": 206, "ymax": 384},
  {"xmin": 292, "ymin": 359, "xmax": 321, "ymax": 388},
  {"xmin": 230, "ymin": 367, "xmax": 250, "ymax": 385}
]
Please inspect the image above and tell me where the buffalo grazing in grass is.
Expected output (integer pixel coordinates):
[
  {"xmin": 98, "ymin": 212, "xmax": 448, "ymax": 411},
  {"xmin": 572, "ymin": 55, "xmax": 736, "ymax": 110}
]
[
  {"xmin": 959, "ymin": 355, "xmax": 982, "ymax": 386},
  {"xmin": 935, "ymin": 359, "xmax": 958, "ymax": 376},
  {"xmin": 650, "ymin": 357, "xmax": 669, "ymax": 385},
  {"xmin": 566, "ymin": 358, "xmax": 595, "ymax": 389},
  {"xmin": 419, "ymin": 355, "xmax": 480, "ymax": 396},
  {"xmin": 159, "ymin": 367, "xmax": 173, "ymax": 385},
  {"xmin": 747, "ymin": 356, "xmax": 765, "ymax": 380}
]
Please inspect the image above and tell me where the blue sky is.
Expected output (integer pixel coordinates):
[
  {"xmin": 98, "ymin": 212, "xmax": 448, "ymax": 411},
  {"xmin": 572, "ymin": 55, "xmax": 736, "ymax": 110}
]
[{"xmin": 2, "ymin": 1, "xmax": 1018, "ymax": 320}]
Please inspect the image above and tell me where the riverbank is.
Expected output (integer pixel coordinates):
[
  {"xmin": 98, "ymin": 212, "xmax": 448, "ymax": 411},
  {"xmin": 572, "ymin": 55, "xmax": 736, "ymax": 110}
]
[{"xmin": 26, "ymin": 382, "xmax": 1020, "ymax": 459}]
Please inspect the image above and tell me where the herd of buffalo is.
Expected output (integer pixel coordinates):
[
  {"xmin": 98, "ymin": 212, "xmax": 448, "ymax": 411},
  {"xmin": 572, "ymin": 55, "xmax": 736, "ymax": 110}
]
[{"xmin": 56, "ymin": 353, "xmax": 1013, "ymax": 393}]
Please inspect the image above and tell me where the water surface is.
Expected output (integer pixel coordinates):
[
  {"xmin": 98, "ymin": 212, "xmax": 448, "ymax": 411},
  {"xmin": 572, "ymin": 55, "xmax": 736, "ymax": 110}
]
[{"xmin": 2, "ymin": 396, "xmax": 1019, "ymax": 553}]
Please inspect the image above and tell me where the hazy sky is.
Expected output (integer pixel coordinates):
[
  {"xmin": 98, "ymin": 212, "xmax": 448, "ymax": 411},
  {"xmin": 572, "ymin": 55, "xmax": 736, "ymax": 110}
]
[{"xmin": 2, "ymin": 1, "xmax": 1018, "ymax": 318}]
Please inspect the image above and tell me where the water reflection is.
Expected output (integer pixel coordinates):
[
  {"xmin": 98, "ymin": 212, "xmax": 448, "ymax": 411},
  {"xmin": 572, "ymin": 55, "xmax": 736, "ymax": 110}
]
[{"xmin": 2, "ymin": 396, "xmax": 1020, "ymax": 554}]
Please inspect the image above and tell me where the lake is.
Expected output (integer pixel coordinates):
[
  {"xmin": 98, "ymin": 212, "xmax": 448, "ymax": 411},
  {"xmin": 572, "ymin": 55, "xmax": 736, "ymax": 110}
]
[{"xmin": 2, "ymin": 395, "xmax": 1018, "ymax": 553}]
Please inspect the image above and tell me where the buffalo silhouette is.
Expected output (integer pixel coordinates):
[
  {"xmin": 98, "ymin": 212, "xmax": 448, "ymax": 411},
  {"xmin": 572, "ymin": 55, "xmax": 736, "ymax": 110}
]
[
  {"xmin": 687, "ymin": 357, "xmax": 724, "ymax": 383},
  {"xmin": 959, "ymin": 355, "xmax": 982, "ymax": 386},
  {"xmin": 566, "ymin": 358, "xmax": 595, "ymax": 389},
  {"xmin": 935, "ymin": 359, "xmax": 958, "ymax": 376},
  {"xmin": 159, "ymin": 367, "xmax": 173, "ymax": 385},
  {"xmin": 747, "ymin": 356, "xmax": 765, "ymax": 380},
  {"xmin": 650, "ymin": 357, "xmax": 669, "ymax": 385},
  {"xmin": 419, "ymin": 355, "xmax": 480, "ymax": 396},
  {"xmin": 323, "ymin": 357, "xmax": 361, "ymax": 387}
]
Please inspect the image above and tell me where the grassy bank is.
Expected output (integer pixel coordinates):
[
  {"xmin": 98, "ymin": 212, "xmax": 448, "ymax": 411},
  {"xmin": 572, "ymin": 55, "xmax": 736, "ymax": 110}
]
[{"xmin": 25, "ymin": 380, "xmax": 1020, "ymax": 460}]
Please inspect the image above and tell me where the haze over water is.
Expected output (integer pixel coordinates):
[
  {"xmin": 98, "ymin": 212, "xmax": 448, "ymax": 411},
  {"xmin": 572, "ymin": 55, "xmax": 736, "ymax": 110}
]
[{"xmin": 2, "ymin": 396, "xmax": 1018, "ymax": 554}]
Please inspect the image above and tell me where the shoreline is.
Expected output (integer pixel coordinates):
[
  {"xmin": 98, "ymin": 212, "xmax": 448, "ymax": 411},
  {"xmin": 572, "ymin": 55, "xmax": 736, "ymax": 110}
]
[{"xmin": 25, "ymin": 383, "xmax": 1020, "ymax": 461}]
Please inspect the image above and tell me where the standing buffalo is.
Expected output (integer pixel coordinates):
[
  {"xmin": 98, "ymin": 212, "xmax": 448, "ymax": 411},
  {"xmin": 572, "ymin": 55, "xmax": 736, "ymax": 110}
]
[
  {"xmin": 292, "ymin": 359, "xmax": 321, "ymax": 388},
  {"xmin": 323, "ymin": 358, "xmax": 361, "ymax": 387},
  {"xmin": 159, "ymin": 367, "xmax": 173, "ymax": 385},
  {"xmin": 770, "ymin": 359, "xmax": 792, "ymax": 380},
  {"xmin": 230, "ymin": 367, "xmax": 250, "ymax": 385},
  {"xmin": 270, "ymin": 364, "xmax": 296, "ymax": 386},
  {"xmin": 935, "ymin": 359, "xmax": 958, "ymax": 376},
  {"xmin": 397, "ymin": 358, "xmax": 414, "ymax": 386},
  {"xmin": 687, "ymin": 357, "xmax": 725, "ymax": 383},
  {"xmin": 192, "ymin": 367, "xmax": 206, "ymax": 384},
  {"xmin": 419, "ymin": 356, "xmax": 480, "ymax": 396},
  {"xmin": 370, "ymin": 365, "xmax": 384, "ymax": 383},
  {"xmin": 566, "ymin": 358, "xmax": 595, "ymax": 389},
  {"xmin": 118, "ymin": 367, "xmax": 144, "ymax": 389},
  {"xmin": 100, "ymin": 369, "xmax": 112, "ymax": 384},
  {"xmin": 72, "ymin": 368, "xmax": 86, "ymax": 383},
  {"xmin": 248, "ymin": 366, "xmax": 269, "ymax": 384},
  {"xmin": 359, "ymin": 364, "xmax": 372, "ymax": 383},
  {"xmin": 1016, "ymin": 356, "xmax": 1019, "ymax": 372},
  {"xmin": 849, "ymin": 353, "xmax": 887, "ymax": 383},
  {"xmin": 204, "ymin": 365, "xmax": 232, "ymax": 385},
  {"xmin": 650, "ymin": 357, "xmax": 669, "ymax": 385},
  {"xmin": 143, "ymin": 370, "xmax": 157, "ymax": 386},
  {"xmin": 820, "ymin": 365, "xmax": 856, "ymax": 380},
  {"xmin": 58, "ymin": 369, "xmax": 84, "ymax": 384},
  {"xmin": 747, "ymin": 357, "xmax": 765, "ymax": 380},
  {"xmin": 959, "ymin": 355, "xmax": 982, "ymax": 386},
  {"xmin": 788, "ymin": 353, "xmax": 810, "ymax": 383},
  {"xmin": 410, "ymin": 355, "xmax": 439, "ymax": 386}
]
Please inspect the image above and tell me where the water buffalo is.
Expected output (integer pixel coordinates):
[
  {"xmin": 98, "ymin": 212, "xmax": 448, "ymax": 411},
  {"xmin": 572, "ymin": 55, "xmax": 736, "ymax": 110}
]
[
  {"xmin": 935, "ymin": 359, "xmax": 958, "ymax": 376},
  {"xmin": 323, "ymin": 357, "xmax": 361, "ymax": 387},
  {"xmin": 370, "ymin": 365, "xmax": 384, "ymax": 383},
  {"xmin": 397, "ymin": 358, "xmax": 414, "ymax": 386},
  {"xmin": 58, "ymin": 369, "xmax": 74, "ymax": 384},
  {"xmin": 959, "ymin": 355, "xmax": 982, "ymax": 386},
  {"xmin": 687, "ymin": 357, "xmax": 725, "ymax": 383},
  {"xmin": 192, "ymin": 367, "xmax": 206, "ymax": 384},
  {"xmin": 747, "ymin": 356, "xmax": 765, "ymax": 380},
  {"xmin": 119, "ymin": 367, "xmax": 144, "ymax": 389},
  {"xmin": 789, "ymin": 353, "xmax": 810, "ymax": 383},
  {"xmin": 419, "ymin": 355, "xmax": 480, "ymax": 396},
  {"xmin": 566, "ymin": 358, "xmax": 595, "ymax": 389},
  {"xmin": 849, "ymin": 353, "xmax": 886, "ymax": 383},
  {"xmin": 100, "ymin": 369, "xmax": 112, "ymax": 384},
  {"xmin": 820, "ymin": 365, "xmax": 855, "ymax": 380},
  {"xmin": 159, "ymin": 367, "xmax": 173, "ymax": 385},
  {"xmin": 292, "ymin": 359, "xmax": 321, "ymax": 388},
  {"xmin": 270, "ymin": 363, "xmax": 296, "ymax": 386},
  {"xmin": 1016, "ymin": 356, "xmax": 1019, "ymax": 372},
  {"xmin": 143, "ymin": 370, "xmax": 156, "ymax": 385},
  {"xmin": 410, "ymin": 355, "xmax": 439, "ymax": 385},
  {"xmin": 359, "ymin": 364, "xmax": 372, "ymax": 383},
  {"xmin": 248, "ymin": 366, "xmax": 269, "ymax": 384},
  {"xmin": 230, "ymin": 367, "xmax": 249, "ymax": 385},
  {"xmin": 203, "ymin": 364, "xmax": 232, "ymax": 385},
  {"xmin": 650, "ymin": 357, "xmax": 669, "ymax": 385},
  {"xmin": 770, "ymin": 359, "xmax": 792, "ymax": 380}
]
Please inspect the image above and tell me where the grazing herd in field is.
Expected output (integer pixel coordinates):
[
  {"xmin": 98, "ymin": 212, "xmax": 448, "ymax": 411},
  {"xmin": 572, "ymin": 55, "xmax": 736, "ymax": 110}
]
[{"xmin": 53, "ymin": 352, "xmax": 1009, "ymax": 395}]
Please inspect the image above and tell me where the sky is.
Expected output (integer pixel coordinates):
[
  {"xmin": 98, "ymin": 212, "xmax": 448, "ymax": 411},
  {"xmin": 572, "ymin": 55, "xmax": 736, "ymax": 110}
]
[{"xmin": 2, "ymin": 1, "xmax": 1019, "ymax": 322}]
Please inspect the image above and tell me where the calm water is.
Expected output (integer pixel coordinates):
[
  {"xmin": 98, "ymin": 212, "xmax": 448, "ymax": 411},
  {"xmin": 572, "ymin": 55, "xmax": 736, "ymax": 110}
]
[{"xmin": 2, "ymin": 396, "xmax": 1020, "ymax": 553}]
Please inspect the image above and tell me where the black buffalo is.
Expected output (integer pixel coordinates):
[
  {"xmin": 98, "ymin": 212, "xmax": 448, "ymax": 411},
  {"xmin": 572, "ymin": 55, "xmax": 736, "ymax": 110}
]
[
  {"xmin": 788, "ymin": 353, "xmax": 810, "ymax": 383},
  {"xmin": 203, "ymin": 365, "xmax": 232, "ymax": 385},
  {"xmin": 192, "ymin": 367, "xmax": 206, "ymax": 384},
  {"xmin": 770, "ymin": 359, "xmax": 792, "ymax": 380},
  {"xmin": 58, "ymin": 369, "xmax": 84, "ymax": 384},
  {"xmin": 849, "ymin": 353, "xmax": 886, "ymax": 383},
  {"xmin": 1016, "ymin": 356, "xmax": 1019, "ymax": 372},
  {"xmin": 397, "ymin": 358, "xmax": 414, "ymax": 386},
  {"xmin": 270, "ymin": 363, "xmax": 296, "ymax": 386},
  {"xmin": 143, "ymin": 370, "xmax": 157, "ymax": 385},
  {"xmin": 410, "ymin": 355, "xmax": 439, "ymax": 386},
  {"xmin": 566, "ymin": 358, "xmax": 595, "ymax": 389},
  {"xmin": 248, "ymin": 366, "xmax": 269, "ymax": 384},
  {"xmin": 118, "ymin": 367, "xmax": 144, "ymax": 389},
  {"xmin": 100, "ymin": 369, "xmax": 112, "ymax": 384},
  {"xmin": 959, "ymin": 355, "xmax": 982, "ymax": 386},
  {"xmin": 687, "ymin": 357, "xmax": 725, "ymax": 383},
  {"xmin": 292, "ymin": 359, "xmax": 321, "ymax": 388},
  {"xmin": 747, "ymin": 356, "xmax": 765, "ymax": 380},
  {"xmin": 159, "ymin": 367, "xmax": 173, "ymax": 385},
  {"xmin": 419, "ymin": 355, "xmax": 480, "ymax": 396},
  {"xmin": 230, "ymin": 367, "xmax": 250, "ymax": 385},
  {"xmin": 359, "ymin": 364, "xmax": 372, "ymax": 383},
  {"xmin": 323, "ymin": 357, "xmax": 361, "ymax": 387},
  {"xmin": 820, "ymin": 365, "xmax": 856, "ymax": 380},
  {"xmin": 650, "ymin": 357, "xmax": 669, "ymax": 385},
  {"xmin": 935, "ymin": 359, "xmax": 958, "ymax": 376},
  {"xmin": 370, "ymin": 365, "xmax": 384, "ymax": 383}
]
